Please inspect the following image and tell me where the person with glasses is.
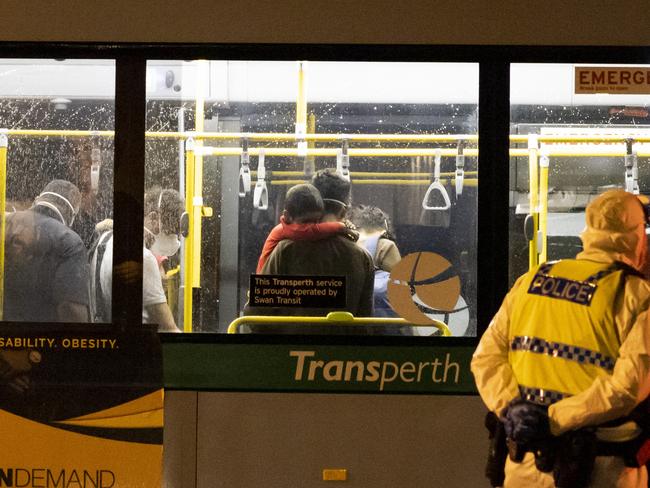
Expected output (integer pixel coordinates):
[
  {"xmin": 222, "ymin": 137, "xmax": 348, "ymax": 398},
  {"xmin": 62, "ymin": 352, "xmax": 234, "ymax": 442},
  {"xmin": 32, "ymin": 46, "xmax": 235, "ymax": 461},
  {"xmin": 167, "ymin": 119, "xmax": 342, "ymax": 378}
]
[{"xmin": 90, "ymin": 187, "xmax": 185, "ymax": 331}]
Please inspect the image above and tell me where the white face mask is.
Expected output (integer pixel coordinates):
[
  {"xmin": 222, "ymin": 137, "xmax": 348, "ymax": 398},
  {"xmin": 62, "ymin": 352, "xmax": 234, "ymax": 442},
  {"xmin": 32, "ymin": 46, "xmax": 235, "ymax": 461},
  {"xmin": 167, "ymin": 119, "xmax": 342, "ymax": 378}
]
[
  {"xmin": 150, "ymin": 232, "xmax": 181, "ymax": 257},
  {"xmin": 34, "ymin": 191, "xmax": 77, "ymax": 227},
  {"xmin": 145, "ymin": 191, "xmax": 181, "ymax": 257}
]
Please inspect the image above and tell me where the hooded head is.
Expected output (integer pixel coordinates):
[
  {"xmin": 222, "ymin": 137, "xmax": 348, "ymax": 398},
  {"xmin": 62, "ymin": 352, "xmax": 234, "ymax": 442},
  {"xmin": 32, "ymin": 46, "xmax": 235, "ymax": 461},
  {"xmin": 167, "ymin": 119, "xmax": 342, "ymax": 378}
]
[
  {"xmin": 580, "ymin": 189, "xmax": 648, "ymax": 271},
  {"xmin": 33, "ymin": 179, "xmax": 81, "ymax": 227}
]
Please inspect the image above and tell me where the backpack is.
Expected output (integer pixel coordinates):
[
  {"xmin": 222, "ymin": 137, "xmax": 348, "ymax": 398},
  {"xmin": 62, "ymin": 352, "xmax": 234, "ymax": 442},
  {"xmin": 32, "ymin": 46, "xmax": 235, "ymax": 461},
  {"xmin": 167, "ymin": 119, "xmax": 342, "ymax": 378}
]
[
  {"xmin": 364, "ymin": 234, "xmax": 396, "ymax": 317},
  {"xmin": 88, "ymin": 230, "xmax": 113, "ymax": 323}
]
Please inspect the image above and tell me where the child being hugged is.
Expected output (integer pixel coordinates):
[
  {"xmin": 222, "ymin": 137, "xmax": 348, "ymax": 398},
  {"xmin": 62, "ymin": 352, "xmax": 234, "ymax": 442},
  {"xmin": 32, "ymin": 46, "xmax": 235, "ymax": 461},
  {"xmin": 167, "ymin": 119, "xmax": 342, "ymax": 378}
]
[{"xmin": 256, "ymin": 183, "xmax": 357, "ymax": 273}]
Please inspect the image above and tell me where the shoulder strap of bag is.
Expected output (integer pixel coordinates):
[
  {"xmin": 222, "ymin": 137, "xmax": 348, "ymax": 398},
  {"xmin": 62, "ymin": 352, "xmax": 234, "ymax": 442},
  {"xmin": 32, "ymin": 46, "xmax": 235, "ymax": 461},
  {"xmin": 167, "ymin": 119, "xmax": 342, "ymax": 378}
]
[{"xmin": 92, "ymin": 230, "xmax": 113, "ymax": 321}]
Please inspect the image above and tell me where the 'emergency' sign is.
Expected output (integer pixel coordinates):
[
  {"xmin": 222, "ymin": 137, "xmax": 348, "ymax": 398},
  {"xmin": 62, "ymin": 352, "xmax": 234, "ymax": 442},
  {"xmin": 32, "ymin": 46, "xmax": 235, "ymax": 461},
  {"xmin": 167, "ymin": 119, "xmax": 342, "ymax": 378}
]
[{"xmin": 575, "ymin": 67, "xmax": 650, "ymax": 95}]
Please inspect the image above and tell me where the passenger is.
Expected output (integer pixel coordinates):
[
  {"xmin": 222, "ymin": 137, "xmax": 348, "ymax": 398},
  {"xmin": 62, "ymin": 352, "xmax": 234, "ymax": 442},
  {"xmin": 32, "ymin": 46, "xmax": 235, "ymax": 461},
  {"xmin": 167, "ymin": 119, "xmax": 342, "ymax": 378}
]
[
  {"xmin": 256, "ymin": 183, "xmax": 356, "ymax": 273},
  {"xmin": 4, "ymin": 179, "xmax": 90, "ymax": 322},
  {"xmin": 471, "ymin": 189, "xmax": 650, "ymax": 488},
  {"xmin": 90, "ymin": 187, "xmax": 183, "ymax": 332},
  {"xmin": 347, "ymin": 204, "xmax": 401, "ymax": 317},
  {"xmin": 249, "ymin": 169, "xmax": 374, "ymax": 332}
]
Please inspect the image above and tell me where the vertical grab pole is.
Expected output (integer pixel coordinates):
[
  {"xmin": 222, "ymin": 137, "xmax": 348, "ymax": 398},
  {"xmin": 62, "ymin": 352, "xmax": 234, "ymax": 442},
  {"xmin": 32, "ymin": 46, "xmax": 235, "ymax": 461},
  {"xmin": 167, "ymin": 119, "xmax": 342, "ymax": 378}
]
[
  {"xmin": 193, "ymin": 60, "xmax": 207, "ymax": 288},
  {"xmin": 181, "ymin": 60, "xmax": 209, "ymax": 332},
  {"xmin": 296, "ymin": 62, "xmax": 308, "ymax": 158},
  {"xmin": 528, "ymin": 135, "xmax": 539, "ymax": 270},
  {"xmin": 177, "ymin": 107, "xmax": 186, "ymax": 327},
  {"xmin": 0, "ymin": 132, "xmax": 7, "ymax": 320},
  {"xmin": 539, "ymin": 151, "xmax": 549, "ymax": 264},
  {"xmin": 304, "ymin": 112, "xmax": 316, "ymax": 180},
  {"xmin": 183, "ymin": 141, "xmax": 196, "ymax": 332}
]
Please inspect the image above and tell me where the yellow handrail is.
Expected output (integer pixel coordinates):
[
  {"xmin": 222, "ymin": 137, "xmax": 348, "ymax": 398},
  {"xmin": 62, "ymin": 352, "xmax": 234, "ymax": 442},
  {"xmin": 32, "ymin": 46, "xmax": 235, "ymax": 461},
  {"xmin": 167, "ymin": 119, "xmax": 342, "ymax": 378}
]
[
  {"xmin": 3, "ymin": 129, "xmax": 115, "ymax": 137},
  {"xmin": 270, "ymin": 178, "xmax": 478, "ymax": 186},
  {"xmin": 7, "ymin": 128, "xmax": 650, "ymax": 146},
  {"xmin": 252, "ymin": 170, "xmax": 479, "ymax": 178},
  {"xmin": 197, "ymin": 147, "xmax": 478, "ymax": 157},
  {"xmin": 227, "ymin": 311, "xmax": 452, "ymax": 336},
  {"xmin": 510, "ymin": 134, "xmax": 650, "ymax": 144},
  {"xmin": 145, "ymin": 132, "xmax": 478, "ymax": 142}
]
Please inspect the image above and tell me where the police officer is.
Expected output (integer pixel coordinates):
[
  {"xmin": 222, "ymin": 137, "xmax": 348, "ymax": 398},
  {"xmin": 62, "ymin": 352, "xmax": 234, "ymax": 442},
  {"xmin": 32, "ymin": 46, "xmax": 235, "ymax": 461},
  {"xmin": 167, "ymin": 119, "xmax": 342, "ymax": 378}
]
[{"xmin": 472, "ymin": 189, "xmax": 650, "ymax": 487}]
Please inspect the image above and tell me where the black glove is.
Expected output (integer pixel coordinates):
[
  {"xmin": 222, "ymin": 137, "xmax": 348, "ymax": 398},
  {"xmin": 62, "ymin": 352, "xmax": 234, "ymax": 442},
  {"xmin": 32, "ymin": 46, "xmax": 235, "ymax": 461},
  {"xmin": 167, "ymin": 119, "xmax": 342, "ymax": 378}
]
[{"xmin": 503, "ymin": 398, "xmax": 550, "ymax": 445}]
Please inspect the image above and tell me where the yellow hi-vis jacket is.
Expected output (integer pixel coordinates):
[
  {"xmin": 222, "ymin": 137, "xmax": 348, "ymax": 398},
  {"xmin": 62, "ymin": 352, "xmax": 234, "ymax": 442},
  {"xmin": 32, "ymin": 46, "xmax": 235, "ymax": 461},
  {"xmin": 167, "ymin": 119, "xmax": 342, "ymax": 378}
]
[
  {"xmin": 472, "ymin": 255, "xmax": 650, "ymax": 435},
  {"xmin": 510, "ymin": 259, "xmax": 628, "ymax": 405}
]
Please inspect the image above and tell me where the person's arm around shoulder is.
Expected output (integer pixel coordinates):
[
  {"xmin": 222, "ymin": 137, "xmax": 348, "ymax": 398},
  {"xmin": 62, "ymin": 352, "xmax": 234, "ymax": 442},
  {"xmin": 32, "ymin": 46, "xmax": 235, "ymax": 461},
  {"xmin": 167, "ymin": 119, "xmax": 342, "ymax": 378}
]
[
  {"xmin": 471, "ymin": 274, "xmax": 527, "ymax": 415},
  {"xmin": 257, "ymin": 223, "xmax": 284, "ymax": 274},
  {"xmin": 260, "ymin": 240, "xmax": 286, "ymax": 275},
  {"xmin": 548, "ymin": 277, "xmax": 650, "ymax": 434}
]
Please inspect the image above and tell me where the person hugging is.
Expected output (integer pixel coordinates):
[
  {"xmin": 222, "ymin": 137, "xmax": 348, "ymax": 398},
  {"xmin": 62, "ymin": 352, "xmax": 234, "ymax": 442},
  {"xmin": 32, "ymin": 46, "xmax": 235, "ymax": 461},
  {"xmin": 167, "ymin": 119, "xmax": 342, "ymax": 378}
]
[{"xmin": 256, "ymin": 183, "xmax": 357, "ymax": 273}]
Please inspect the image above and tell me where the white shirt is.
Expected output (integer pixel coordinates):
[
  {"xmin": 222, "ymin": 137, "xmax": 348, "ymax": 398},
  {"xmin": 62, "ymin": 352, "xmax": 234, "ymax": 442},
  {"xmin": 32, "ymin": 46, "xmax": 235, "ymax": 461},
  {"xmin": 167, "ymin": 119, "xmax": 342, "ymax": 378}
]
[{"xmin": 97, "ymin": 235, "xmax": 167, "ymax": 323}]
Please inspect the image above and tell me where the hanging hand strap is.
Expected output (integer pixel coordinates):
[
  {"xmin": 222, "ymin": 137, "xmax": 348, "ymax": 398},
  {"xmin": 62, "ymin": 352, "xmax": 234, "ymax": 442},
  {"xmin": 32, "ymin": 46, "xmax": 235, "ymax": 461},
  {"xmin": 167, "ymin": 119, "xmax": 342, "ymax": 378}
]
[
  {"xmin": 239, "ymin": 137, "xmax": 251, "ymax": 197},
  {"xmin": 422, "ymin": 149, "xmax": 451, "ymax": 210},
  {"xmin": 625, "ymin": 138, "xmax": 639, "ymax": 194},
  {"xmin": 253, "ymin": 149, "xmax": 268, "ymax": 210},
  {"xmin": 336, "ymin": 138, "xmax": 350, "ymax": 182},
  {"xmin": 455, "ymin": 139, "xmax": 466, "ymax": 197}
]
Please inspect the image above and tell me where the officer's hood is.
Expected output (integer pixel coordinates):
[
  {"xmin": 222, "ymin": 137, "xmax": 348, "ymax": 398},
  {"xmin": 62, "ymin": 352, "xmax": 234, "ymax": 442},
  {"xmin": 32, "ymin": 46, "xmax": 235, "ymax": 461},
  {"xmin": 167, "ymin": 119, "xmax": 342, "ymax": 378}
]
[{"xmin": 578, "ymin": 189, "xmax": 647, "ymax": 271}]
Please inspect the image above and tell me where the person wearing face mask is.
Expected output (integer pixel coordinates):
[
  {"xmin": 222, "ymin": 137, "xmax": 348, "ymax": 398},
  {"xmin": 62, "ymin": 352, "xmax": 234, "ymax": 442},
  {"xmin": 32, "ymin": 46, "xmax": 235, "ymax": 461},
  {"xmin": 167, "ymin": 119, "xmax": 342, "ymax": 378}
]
[
  {"xmin": 246, "ymin": 169, "xmax": 375, "ymax": 333},
  {"xmin": 91, "ymin": 187, "xmax": 183, "ymax": 332},
  {"xmin": 472, "ymin": 189, "xmax": 650, "ymax": 488},
  {"xmin": 4, "ymin": 179, "xmax": 90, "ymax": 322}
]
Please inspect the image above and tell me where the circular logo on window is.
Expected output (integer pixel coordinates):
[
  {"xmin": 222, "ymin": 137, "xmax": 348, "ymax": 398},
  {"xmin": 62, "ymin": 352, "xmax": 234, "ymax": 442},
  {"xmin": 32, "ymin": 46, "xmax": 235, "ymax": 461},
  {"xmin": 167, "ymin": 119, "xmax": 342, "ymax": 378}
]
[{"xmin": 388, "ymin": 252, "xmax": 469, "ymax": 335}]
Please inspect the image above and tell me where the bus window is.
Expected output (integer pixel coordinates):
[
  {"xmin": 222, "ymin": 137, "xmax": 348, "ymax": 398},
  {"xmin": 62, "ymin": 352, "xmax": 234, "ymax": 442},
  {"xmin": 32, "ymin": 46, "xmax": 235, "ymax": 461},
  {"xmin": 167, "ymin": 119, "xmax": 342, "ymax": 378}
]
[
  {"xmin": 510, "ymin": 63, "xmax": 650, "ymax": 284},
  {"xmin": 0, "ymin": 59, "xmax": 114, "ymax": 323},
  {"xmin": 145, "ymin": 60, "xmax": 478, "ymax": 336}
]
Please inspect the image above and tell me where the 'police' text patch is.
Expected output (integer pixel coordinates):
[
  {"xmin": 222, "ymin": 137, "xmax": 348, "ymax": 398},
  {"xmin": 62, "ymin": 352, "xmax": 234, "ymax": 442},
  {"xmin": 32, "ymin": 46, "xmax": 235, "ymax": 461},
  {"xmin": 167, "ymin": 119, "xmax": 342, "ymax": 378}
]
[{"xmin": 527, "ymin": 274, "xmax": 596, "ymax": 306}]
